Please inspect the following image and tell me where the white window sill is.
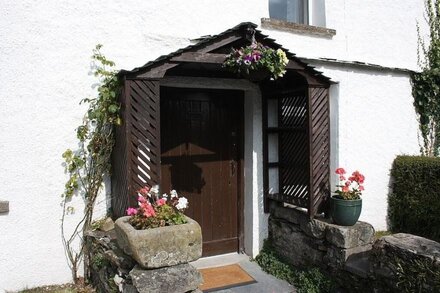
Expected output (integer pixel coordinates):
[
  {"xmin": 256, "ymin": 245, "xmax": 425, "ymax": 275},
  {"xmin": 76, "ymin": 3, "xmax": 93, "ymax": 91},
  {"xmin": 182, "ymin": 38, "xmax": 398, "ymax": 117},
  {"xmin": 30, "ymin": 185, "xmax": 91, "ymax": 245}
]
[{"xmin": 261, "ymin": 18, "xmax": 336, "ymax": 38}]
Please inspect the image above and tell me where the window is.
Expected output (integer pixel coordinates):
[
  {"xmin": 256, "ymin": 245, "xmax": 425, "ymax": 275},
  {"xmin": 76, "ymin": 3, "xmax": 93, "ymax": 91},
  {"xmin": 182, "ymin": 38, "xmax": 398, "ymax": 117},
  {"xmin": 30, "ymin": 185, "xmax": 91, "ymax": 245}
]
[{"xmin": 269, "ymin": 0, "xmax": 326, "ymax": 27}]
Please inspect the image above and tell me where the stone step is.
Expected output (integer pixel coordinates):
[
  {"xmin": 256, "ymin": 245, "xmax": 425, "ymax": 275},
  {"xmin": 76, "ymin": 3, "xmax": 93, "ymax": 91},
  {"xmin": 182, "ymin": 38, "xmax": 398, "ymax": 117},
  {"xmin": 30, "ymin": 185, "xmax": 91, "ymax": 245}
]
[{"xmin": 344, "ymin": 252, "xmax": 371, "ymax": 278}]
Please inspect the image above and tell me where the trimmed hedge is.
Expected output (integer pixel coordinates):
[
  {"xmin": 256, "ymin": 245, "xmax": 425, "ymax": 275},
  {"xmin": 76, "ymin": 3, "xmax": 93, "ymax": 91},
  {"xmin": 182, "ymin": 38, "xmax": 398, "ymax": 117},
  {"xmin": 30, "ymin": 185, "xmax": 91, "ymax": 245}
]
[{"xmin": 389, "ymin": 156, "xmax": 440, "ymax": 242}]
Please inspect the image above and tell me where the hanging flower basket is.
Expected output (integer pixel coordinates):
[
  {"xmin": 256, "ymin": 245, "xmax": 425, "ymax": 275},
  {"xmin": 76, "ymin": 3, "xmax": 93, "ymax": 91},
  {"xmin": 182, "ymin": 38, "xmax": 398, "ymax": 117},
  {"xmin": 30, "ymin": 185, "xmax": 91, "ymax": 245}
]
[
  {"xmin": 241, "ymin": 69, "xmax": 271, "ymax": 82},
  {"xmin": 223, "ymin": 42, "xmax": 289, "ymax": 80}
]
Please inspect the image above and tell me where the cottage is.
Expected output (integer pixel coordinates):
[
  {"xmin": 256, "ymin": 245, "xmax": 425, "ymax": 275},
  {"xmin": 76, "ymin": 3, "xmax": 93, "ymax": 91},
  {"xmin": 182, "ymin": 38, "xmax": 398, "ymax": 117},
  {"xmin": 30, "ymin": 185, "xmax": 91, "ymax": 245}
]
[{"xmin": 0, "ymin": 0, "xmax": 424, "ymax": 290}]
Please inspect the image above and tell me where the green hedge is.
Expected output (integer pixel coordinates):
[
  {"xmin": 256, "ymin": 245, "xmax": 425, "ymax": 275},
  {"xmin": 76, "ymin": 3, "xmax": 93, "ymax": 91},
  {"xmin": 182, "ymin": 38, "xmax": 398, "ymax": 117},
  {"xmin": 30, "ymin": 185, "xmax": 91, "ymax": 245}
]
[{"xmin": 389, "ymin": 156, "xmax": 440, "ymax": 242}]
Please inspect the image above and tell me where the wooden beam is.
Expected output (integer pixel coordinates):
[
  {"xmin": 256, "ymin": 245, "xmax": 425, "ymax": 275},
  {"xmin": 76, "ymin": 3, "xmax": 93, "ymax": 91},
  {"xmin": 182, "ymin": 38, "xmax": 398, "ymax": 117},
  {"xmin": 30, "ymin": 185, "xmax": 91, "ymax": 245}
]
[
  {"xmin": 160, "ymin": 76, "xmax": 259, "ymax": 91},
  {"xmin": 198, "ymin": 34, "xmax": 242, "ymax": 52},
  {"xmin": 135, "ymin": 34, "xmax": 242, "ymax": 79},
  {"xmin": 286, "ymin": 60, "xmax": 304, "ymax": 70},
  {"xmin": 136, "ymin": 63, "xmax": 177, "ymax": 79},
  {"xmin": 170, "ymin": 52, "xmax": 227, "ymax": 64}
]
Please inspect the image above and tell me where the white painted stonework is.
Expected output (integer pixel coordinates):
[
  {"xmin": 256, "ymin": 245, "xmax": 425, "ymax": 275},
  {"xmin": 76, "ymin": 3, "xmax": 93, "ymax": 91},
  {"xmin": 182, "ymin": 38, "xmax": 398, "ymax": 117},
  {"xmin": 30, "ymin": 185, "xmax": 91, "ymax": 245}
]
[{"xmin": 0, "ymin": 0, "xmax": 426, "ymax": 290}]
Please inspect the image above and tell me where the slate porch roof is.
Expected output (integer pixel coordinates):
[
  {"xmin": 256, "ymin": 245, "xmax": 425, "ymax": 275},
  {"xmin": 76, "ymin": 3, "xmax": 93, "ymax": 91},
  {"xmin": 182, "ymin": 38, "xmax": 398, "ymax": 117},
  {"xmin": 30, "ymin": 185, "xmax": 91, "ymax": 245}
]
[{"xmin": 118, "ymin": 22, "xmax": 331, "ymax": 83}]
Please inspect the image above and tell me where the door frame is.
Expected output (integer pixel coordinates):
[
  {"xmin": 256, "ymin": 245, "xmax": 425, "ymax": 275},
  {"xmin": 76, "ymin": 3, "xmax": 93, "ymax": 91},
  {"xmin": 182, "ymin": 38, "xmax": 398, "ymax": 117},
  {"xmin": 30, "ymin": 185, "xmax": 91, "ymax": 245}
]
[{"xmin": 160, "ymin": 79, "xmax": 247, "ymax": 255}]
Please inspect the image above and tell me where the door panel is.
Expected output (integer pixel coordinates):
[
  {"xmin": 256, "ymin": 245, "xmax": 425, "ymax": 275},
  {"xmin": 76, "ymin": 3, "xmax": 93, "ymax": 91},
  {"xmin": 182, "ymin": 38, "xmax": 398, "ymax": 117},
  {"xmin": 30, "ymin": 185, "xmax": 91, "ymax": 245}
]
[{"xmin": 160, "ymin": 87, "xmax": 243, "ymax": 256}]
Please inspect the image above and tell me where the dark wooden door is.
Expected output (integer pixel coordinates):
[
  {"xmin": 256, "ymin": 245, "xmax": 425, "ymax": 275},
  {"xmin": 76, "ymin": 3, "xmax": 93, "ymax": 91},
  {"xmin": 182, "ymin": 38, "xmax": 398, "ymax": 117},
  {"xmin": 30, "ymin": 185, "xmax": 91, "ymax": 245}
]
[{"xmin": 160, "ymin": 87, "xmax": 243, "ymax": 256}]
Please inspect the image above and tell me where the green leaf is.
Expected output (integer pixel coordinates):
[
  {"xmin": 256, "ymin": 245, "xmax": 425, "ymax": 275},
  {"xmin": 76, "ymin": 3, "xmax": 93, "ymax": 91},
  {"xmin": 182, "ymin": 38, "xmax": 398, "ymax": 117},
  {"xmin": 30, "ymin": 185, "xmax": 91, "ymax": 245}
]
[{"xmin": 108, "ymin": 104, "xmax": 119, "ymax": 114}]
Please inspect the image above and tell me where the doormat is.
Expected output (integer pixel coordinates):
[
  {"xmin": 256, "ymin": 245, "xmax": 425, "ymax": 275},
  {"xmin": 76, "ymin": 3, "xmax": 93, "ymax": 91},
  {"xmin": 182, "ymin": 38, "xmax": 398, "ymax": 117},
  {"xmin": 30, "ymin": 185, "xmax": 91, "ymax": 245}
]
[{"xmin": 198, "ymin": 264, "xmax": 257, "ymax": 292}]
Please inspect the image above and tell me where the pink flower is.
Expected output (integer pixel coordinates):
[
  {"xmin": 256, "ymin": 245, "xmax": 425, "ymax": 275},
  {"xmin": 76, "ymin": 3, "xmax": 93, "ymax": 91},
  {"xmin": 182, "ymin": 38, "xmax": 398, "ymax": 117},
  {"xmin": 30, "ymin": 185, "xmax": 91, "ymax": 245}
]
[
  {"xmin": 141, "ymin": 203, "xmax": 156, "ymax": 218},
  {"xmin": 139, "ymin": 186, "xmax": 150, "ymax": 196},
  {"xmin": 342, "ymin": 186, "xmax": 349, "ymax": 192},
  {"xmin": 339, "ymin": 175, "xmax": 346, "ymax": 181},
  {"xmin": 359, "ymin": 185, "xmax": 365, "ymax": 191},
  {"xmin": 156, "ymin": 198, "xmax": 166, "ymax": 206},
  {"xmin": 138, "ymin": 195, "xmax": 147, "ymax": 203},
  {"xmin": 335, "ymin": 168, "xmax": 346, "ymax": 175},
  {"xmin": 126, "ymin": 207, "xmax": 138, "ymax": 216}
]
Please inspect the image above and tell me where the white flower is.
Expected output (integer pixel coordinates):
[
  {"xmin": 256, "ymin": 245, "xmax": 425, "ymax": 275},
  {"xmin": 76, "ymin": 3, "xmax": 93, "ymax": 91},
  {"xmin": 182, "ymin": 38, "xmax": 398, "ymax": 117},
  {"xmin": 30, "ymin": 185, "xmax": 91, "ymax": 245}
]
[
  {"xmin": 276, "ymin": 48, "xmax": 289, "ymax": 65},
  {"xmin": 113, "ymin": 274, "xmax": 123, "ymax": 292},
  {"xmin": 278, "ymin": 70, "xmax": 286, "ymax": 77},
  {"xmin": 150, "ymin": 185, "xmax": 159, "ymax": 194},
  {"xmin": 162, "ymin": 193, "xmax": 168, "ymax": 198},
  {"xmin": 176, "ymin": 197, "xmax": 188, "ymax": 211},
  {"xmin": 170, "ymin": 190, "xmax": 178, "ymax": 198},
  {"xmin": 244, "ymin": 60, "xmax": 251, "ymax": 66}
]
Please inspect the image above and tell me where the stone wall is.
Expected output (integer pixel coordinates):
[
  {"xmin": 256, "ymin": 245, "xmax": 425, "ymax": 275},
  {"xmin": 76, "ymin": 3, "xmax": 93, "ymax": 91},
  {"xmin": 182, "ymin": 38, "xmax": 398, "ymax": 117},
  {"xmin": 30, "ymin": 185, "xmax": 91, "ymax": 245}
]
[
  {"xmin": 268, "ymin": 202, "xmax": 375, "ymax": 270},
  {"xmin": 370, "ymin": 233, "xmax": 440, "ymax": 292},
  {"xmin": 268, "ymin": 203, "xmax": 440, "ymax": 292},
  {"xmin": 85, "ymin": 227, "xmax": 202, "ymax": 293}
]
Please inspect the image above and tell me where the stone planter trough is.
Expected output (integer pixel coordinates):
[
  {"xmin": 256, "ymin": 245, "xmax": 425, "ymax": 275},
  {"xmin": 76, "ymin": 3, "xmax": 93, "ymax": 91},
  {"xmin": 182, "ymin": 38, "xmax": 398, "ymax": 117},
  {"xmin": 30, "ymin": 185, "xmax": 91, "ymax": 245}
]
[{"xmin": 115, "ymin": 216, "xmax": 202, "ymax": 269}]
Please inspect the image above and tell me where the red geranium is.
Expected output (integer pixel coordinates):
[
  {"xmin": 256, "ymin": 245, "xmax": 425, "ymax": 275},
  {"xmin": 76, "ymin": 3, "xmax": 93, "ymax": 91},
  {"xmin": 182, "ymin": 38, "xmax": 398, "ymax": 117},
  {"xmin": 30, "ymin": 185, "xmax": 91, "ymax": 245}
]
[{"xmin": 334, "ymin": 167, "xmax": 365, "ymax": 200}]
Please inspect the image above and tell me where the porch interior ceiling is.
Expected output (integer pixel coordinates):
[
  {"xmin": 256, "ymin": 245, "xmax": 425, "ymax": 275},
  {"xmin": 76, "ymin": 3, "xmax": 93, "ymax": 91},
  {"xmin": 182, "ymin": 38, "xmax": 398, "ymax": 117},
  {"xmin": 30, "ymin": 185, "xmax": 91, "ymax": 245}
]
[{"xmin": 118, "ymin": 22, "xmax": 331, "ymax": 85}]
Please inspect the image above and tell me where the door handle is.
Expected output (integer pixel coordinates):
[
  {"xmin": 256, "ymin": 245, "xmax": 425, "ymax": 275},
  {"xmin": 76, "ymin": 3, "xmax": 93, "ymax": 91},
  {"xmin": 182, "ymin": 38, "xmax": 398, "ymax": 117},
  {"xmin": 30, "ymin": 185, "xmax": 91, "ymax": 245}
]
[{"xmin": 230, "ymin": 160, "xmax": 236, "ymax": 177}]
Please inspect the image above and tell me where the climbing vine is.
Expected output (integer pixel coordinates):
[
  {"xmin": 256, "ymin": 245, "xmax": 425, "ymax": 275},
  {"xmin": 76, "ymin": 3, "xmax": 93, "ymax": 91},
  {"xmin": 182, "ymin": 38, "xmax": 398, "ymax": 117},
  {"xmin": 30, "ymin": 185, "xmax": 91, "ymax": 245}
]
[
  {"xmin": 61, "ymin": 44, "xmax": 120, "ymax": 283},
  {"xmin": 412, "ymin": 0, "xmax": 440, "ymax": 156}
]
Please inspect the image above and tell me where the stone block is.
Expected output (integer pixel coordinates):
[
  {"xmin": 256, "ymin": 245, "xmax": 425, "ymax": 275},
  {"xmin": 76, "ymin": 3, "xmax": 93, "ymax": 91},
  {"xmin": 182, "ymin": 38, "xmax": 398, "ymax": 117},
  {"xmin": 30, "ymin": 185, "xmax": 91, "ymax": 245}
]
[
  {"xmin": 371, "ymin": 233, "xmax": 440, "ymax": 291},
  {"xmin": 0, "ymin": 200, "xmax": 9, "ymax": 213},
  {"xmin": 270, "ymin": 218, "xmax": 325, "ymax": 267},
  {"xmin": 373, "ymin": 233, "xmax": 440, "ymax": 261},
  {"xmin": 130, "ymin": 264, "xmax": 202, "ymax": 293},
  {"xmin": 325, "ymin": 221, "xmax": 375, "ymax": 249},
  {"xmin": 122, "ymin": 284, "xmax": 138, "ymax": 293},
  {"xmin": 104, "ymin": 247, "xmax": 136, "ymax": 270},
  {"xmin": 101, "ymin": 217, "xmax": 115, "ymax": 232},
  {"xmin": 115, "ymin": 216, "xmax": 202, "ymax": 269},
  {"xmin": 269, "ymin": 201, "xmax": 306, "ymax": 225},
  {"xmin": 299, "ymin": 217, "xmax": 328, "ymax": 239},
  {"xmin": 327, "ymin": 244, "xmax": 372, "ymax": 268}
]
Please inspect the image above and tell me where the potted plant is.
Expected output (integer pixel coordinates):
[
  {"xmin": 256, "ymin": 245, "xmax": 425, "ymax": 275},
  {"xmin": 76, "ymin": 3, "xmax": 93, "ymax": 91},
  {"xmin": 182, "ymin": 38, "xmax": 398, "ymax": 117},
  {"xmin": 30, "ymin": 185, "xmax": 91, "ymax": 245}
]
[
  {"xmin": 330, "ymin": 168, "xmax": 365, "ymax": 226},
  {"xmin": 223, "ymin": 42, "xmax": 289, "ymax": 81},
  {"xmin": 115, "ymin": 186, "xmax": 202, "ymax": 268}
]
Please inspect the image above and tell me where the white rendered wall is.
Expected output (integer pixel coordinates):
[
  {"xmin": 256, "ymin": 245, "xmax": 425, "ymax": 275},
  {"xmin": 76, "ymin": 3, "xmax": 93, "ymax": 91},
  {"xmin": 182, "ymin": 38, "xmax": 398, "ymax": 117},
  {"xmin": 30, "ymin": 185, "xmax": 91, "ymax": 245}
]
[
  {"xmin": 263, "ymin": 1, "xmax": 426, "ymax": 71},
  {"xmin": 244, "ymin": 89, "xmax": 268, "ymax": 258},
  {"xmin": 317, "ymin": 64, "xmax": 420, "ymax": 230},
  {"xmin": 0, "ymin": 0, "xmax": 425, "ymax": 290}
]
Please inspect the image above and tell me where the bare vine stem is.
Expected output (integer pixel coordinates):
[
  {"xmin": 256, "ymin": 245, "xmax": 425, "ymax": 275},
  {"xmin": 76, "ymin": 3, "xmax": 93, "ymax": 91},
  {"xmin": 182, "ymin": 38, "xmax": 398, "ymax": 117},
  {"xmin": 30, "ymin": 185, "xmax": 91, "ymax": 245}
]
[{"xmin": 60, "ymin": 45, "xmax": 120, "ymax": 283}]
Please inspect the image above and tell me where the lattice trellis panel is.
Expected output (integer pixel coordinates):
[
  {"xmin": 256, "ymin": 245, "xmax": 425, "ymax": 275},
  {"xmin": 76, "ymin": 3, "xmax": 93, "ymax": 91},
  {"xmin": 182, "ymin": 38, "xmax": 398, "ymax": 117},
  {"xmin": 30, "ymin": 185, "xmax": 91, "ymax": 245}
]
[
  {"xmin": 266, "ymin": 93, "xmax": 310, "ymax": 208},
  {"xmin": 309, "ymin": 87, "xmax": 330, "ymax": 216},
  {"xmin": 264, "ymin": 87, "xmax": 330, "ymax": 218},
  {"xmin": 111, "ymin": 79, "xmax": 161, "ymax": 217},
  {"xmin": 279, "ymin": 94, "xmax": 309, "ymax": 207}
]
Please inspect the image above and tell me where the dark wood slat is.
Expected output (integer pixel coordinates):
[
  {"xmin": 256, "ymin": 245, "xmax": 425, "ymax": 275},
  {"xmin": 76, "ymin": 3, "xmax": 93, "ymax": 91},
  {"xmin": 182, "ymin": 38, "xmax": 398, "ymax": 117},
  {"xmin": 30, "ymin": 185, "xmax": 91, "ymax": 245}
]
[
  {"xmin": 170, "ymin": 52, "xmax": 227, "ymax": 63},
  {"xmin": 309, "ymin": 87, "xmax": 330, "ymax": 217},
  {"xmin": 266, "ymin": 126, "xmax": 306, "ymax": 132}
]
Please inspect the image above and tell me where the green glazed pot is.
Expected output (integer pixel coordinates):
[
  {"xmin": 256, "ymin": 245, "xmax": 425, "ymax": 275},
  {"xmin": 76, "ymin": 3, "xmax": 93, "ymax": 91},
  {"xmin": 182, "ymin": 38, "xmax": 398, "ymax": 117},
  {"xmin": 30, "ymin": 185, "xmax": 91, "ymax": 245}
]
[{"xmin": 330, "ymin": 197, "xmax": 362, "ymax": 226}]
